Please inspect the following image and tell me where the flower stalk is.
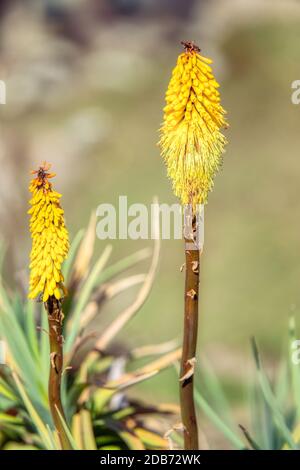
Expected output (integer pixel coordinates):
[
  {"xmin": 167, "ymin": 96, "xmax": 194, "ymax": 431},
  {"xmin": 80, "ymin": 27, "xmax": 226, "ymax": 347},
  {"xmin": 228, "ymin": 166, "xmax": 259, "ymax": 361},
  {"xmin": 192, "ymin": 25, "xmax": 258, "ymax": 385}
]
[
  {"xmin": 159, "ymin": 41, "xmax": 228, "ymax": 449},
  {"xmin": 180, "ymin": 216, "xmax": 199, "ymax": 449}
]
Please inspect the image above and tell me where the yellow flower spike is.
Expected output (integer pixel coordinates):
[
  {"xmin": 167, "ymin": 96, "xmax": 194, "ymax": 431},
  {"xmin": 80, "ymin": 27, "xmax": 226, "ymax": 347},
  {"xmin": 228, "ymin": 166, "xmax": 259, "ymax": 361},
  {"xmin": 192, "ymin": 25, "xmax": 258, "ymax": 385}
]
[
  {"xmin": 159, "ymin": 41, "xmax": 228, "ymax": 209},
  {"xmin": 28, "ymin": 162, "xmax": 69, "ymax": 302}
]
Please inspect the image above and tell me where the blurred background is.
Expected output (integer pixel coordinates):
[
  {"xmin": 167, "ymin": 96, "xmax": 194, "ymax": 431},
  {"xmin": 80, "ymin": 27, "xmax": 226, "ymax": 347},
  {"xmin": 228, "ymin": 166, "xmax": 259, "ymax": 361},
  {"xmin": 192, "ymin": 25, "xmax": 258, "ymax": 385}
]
[{"xmin": 1, "ymin": 0, "xmax": 300, "ymax": 448}]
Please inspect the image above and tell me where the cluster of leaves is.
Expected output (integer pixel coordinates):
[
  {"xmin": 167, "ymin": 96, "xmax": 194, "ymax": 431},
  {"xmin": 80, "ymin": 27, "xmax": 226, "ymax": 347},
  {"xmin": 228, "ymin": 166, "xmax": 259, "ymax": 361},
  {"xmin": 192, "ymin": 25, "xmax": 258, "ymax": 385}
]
[
  {"xmin": 0, "ymin": 214, "xmax": 180, "ymax": 450},
  {"xmin": 196, "ymin": 319, "xmax": 300, "ymax": 450},
  {"xmin": 3, "ymin": 214, "xmax": 299, "ymax": 451}
]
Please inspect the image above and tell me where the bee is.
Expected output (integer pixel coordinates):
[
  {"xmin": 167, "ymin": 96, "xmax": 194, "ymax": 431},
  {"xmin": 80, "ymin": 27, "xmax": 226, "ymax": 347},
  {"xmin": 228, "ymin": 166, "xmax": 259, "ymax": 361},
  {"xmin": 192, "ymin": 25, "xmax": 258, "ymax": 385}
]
[
  {"xmin": 181, "ymin": 41, "xmax": 201, "ymax": 54},
  {"xmin": 30, "ymin": 161, "xmax": 56, "ymax": 183},
  {"xmin": 30, "ymin": 161, "xmax": 56, "ymax": 191}
]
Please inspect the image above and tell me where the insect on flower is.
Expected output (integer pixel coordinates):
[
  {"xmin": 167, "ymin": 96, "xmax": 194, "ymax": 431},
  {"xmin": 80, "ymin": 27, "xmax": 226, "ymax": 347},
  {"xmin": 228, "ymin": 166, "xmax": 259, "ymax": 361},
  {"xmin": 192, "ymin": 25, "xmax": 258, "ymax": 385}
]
[
  {"xmin": 30, "ymin": 161, "xmax": 56, "ymax": 189},
  {"xmin": 28, "ymin": 162, "xmax": 69, "ymax": 303}
]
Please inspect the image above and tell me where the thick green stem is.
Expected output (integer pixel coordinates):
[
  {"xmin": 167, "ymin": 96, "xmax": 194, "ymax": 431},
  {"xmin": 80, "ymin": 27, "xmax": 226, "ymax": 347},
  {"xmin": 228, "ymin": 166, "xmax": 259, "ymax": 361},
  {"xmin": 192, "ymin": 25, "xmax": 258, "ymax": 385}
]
[
  {"xmin": 180, "ymin": 219, "xmax": 200, "ymax": 450},
  {"xmin": 45, "ymin": 296, "xmax": 72, "ymax": 450}
]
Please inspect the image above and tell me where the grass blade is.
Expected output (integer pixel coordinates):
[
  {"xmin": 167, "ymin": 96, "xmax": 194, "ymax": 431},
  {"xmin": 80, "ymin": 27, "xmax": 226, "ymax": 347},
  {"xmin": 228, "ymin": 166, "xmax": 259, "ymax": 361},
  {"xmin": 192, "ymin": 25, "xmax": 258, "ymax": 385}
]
[
  {"xmin": 12, "ymin": 372, "xmax": 54, "ymax": 450},
  {"xmin": 194, "ymin": 388, "xmax": 245, "ymax": 449},
  {"xmin": 251, "ymin": 337, "xmax": 297, "ymax": 449},
  {"xmin": 66, "ymin": 245, "xmax": 112, "ymax": 352}
]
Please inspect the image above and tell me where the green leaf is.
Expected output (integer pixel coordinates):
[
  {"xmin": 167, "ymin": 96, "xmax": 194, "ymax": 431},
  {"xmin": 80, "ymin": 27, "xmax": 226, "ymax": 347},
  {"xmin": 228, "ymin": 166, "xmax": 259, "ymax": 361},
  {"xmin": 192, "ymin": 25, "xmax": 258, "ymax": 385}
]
[
  {"xmin": 0, "ymin": 413, "xmax": 23, "ymax": 425},
  {"xmin": 95, "ymin": 248, "xmax": 151, "ymax": 285},
  {"xmin": 25, "ymin": 301, "xmax": 40, "ymax": 362},
  {"xmin": 107, "ymin": 422, "xmax": 145, "ymax": 450},
  {"xmin": 3, "ymin": 442, "xmax": 38, "ymax": 450},
  {"xmin": 251, "ymin": 338, "xmax": 298, "ymax": 450},
  {"xmin": 135, "ymin": 428, "xmax": 167, "ymax": 449},
  {"xmin": 65, "ymin": 245, "xmax": 112, "ymax": 352},
  {"xmin": 0, "ymin": 306, "xmax": 46, "ymax": 409},
  {"xmin": 62, "ymin": 229, "xmax": 85, "ymax": 282},
  {"xmin": 39, "ymin": 305, "xmax": 50, "ymax": 392},
  {"xmin": 200, "ymin": 359, "xmax": 237, "ymax": 431},
  {"xmin": 194, "ymin": 388, "xmax": 245, "ymax": 449},
  {"xmin": 239, "ymin": 424, "xmax": 262, "ymax": 450},
  {"xmin": 80, "ymin": 410, "xmax": 97, "ymax": 450},
  {"xmin": 55, "ymin": 405, "xmax": 79, "ymax": 450},
  {"xmin": 0, "ymin": 378, "xmax": 17, "ymax": 402},
  {"xmin": 12, "ymin": 372, "xmax": 55, "ymax": 450}
]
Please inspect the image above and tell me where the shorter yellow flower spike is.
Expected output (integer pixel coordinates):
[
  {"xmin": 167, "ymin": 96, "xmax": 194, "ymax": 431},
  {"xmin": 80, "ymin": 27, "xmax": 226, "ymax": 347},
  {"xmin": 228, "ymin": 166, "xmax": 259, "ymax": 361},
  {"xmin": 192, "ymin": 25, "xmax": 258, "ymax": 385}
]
[
  {"xmin": 28, "ymin": 162, "xmax": 69, "ymax": 302},
  {"xmin": 159, "ymin": 41, "xmax": 228, "ymax": 208}
]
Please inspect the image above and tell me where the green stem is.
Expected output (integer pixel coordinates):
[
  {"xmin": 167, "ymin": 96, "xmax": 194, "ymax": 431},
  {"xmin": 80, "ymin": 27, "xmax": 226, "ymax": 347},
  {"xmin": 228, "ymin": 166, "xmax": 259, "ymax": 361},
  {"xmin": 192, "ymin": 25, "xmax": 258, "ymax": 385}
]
[{"xmin": 45, "ymin": 296, "xmax": 72, "ymax": 450}]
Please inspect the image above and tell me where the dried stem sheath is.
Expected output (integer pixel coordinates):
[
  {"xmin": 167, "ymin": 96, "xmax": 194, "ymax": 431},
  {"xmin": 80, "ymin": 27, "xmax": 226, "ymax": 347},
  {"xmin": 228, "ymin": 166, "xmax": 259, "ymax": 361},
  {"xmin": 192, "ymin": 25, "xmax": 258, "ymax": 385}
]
[
  {"xmin": 45, "ymin": 296, "xmax": 72, "ymax": 450},
  {"xmin": 180, "ymin": 219, "xmax": 200, "ymax": 449}
]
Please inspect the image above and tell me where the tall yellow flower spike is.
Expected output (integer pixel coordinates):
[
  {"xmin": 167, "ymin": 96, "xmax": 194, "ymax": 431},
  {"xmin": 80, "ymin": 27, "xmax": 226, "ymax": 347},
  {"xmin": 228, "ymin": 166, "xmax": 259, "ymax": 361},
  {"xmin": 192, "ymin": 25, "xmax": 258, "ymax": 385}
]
[
  {"xmin": 28, "ymin": 162, "xmax": 69, "ymax": 303},
  {"xmin": 159, "ymin": 41, "xmax": 228, "ymax": 208}
]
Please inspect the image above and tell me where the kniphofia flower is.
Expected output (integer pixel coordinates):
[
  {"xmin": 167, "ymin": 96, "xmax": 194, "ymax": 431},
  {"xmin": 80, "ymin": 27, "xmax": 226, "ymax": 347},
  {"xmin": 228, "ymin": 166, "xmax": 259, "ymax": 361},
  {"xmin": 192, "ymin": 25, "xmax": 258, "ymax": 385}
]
[
  {"xmin": 159, "ymin": 41, "xmax": 228, "ymax": 208},
  {"xmin": 28, "ymin": 162, "xmax": 69, "ymax": 302}
]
